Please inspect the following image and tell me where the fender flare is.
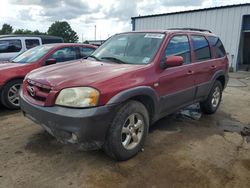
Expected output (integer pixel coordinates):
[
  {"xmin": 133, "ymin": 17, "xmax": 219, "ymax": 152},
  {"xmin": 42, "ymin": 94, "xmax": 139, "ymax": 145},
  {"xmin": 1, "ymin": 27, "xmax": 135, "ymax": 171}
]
[
  {"xmin": 107, "ymin": 86, "xmax": 159, "ymax": 113},
  {"xmin": 208, "ymin": 70, "xmax": 226, "ymax": 92}
]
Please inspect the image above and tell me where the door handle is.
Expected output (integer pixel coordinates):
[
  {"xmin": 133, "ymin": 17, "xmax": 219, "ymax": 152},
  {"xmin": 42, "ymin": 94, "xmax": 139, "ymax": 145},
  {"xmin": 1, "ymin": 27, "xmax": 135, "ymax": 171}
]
[
  {"xmin": 210, "ymin": 65, "xmax": 217, "ymax": 69},
  {"xmin": 187, "ymin": 70, "xmax": 194, "ymax": 75}
]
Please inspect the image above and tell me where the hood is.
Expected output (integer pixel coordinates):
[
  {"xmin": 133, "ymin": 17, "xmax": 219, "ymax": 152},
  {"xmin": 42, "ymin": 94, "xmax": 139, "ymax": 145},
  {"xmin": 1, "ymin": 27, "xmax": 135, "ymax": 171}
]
[
  {"xmin": 27, "ymin": 60, "xmax": 145, "ymax": 89},
  {"xmin": 0, "ymin": 62, "xmax": 27, "ymax": 71}
]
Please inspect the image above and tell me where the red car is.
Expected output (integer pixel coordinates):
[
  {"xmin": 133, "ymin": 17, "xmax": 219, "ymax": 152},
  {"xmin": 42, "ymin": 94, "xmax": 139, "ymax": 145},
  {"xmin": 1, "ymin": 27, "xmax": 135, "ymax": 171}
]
[
  {"xmin": 20, "ymin": 29, "xmax": 229, "ymax": 160},
  {"xmin": 0, "ymin": 43, "xmax": 97, "ymax": 109}
]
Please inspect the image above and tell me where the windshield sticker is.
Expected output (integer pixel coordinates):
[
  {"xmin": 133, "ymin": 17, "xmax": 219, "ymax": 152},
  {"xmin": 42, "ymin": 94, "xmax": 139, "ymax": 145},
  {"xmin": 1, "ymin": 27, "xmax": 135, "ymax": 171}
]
[
  {"xmin": 142, "ymin": 57, "xmax": 150, "ymax": 64},
  {"xmin": 144, "ymin": 33, "xmax": 164, "ymax": 39}
]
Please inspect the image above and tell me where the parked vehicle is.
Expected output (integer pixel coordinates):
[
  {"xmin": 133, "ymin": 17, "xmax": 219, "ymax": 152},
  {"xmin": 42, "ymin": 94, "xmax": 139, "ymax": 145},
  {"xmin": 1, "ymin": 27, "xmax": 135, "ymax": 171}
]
[
  {"xmin": 0, "ymin": 43, "xmax": 97, "ymax": 109},
  {"xmin": 20, "ymin": 29, "xmax": 229, "ymax": 160},
  {"xmin": 0, "ymin": 35, "xmax": 63, "ymax": 61}
]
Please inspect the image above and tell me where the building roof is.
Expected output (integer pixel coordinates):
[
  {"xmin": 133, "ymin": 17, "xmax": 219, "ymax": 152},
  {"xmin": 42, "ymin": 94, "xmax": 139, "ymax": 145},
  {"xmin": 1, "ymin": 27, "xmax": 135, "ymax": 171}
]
[{"xmin": 131, "ymin": 3, "xmax": 250, "ymax": 20}]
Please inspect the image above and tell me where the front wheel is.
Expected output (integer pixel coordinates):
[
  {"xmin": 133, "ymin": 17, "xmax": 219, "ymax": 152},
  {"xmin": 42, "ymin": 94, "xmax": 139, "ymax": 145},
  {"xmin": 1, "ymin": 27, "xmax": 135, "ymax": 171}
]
[
  {"xmin": 104, "ymin": 100, "xmax": 149, "ymax": 161},
  {"xmin": 1, "ymin": 79, "xmax": 22, "ymax": 110},
  {"xmin": 200, "ymin": 81, "xmax": 222, "ymax": 114}
]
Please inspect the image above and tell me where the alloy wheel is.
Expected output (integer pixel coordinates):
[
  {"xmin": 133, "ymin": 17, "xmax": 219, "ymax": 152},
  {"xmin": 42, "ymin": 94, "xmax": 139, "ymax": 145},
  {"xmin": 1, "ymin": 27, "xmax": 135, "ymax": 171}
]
[
  {"xmin": 211, "ymin": 86, "xmax": 221, "ymax": 108},
  {"xmin": 7, "ymin": 83, "xmax": 21, "ymax": 107},
  {"xmin": 121, "ymin": 113, "xmax": 144, "ymax": 150}
]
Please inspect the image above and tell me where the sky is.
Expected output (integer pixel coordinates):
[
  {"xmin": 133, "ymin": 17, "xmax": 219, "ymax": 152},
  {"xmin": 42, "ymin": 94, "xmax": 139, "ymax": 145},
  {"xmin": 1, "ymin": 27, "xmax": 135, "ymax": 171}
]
[{"xmin": 0, "ymin": 0, "xmax": 250, "ymax": 41}]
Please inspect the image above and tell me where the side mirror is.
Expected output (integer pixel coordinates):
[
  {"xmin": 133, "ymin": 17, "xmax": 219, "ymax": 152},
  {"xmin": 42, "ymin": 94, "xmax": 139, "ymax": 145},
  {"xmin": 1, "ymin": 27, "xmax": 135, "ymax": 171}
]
[
  {"xmin": 45, "ymin": 58, "xmax": 57, "ymax": 66},
  {"xmin": 165, "ymin": 56, "xmax": 183, "ymax": 68}
]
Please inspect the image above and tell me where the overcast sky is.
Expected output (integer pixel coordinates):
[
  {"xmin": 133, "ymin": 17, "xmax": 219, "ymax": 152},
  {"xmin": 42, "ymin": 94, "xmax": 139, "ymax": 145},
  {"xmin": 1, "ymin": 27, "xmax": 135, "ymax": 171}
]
[{"xmin": 0, "ymin": 0, "xmax": 249, "ymax": 41}]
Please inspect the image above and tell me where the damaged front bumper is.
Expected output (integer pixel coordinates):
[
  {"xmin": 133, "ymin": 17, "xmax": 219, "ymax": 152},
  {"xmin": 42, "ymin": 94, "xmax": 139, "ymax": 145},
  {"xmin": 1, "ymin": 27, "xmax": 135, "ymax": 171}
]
[{"xmin": 20, "ymin": 91, "xmax": 118, "ymax": 149}]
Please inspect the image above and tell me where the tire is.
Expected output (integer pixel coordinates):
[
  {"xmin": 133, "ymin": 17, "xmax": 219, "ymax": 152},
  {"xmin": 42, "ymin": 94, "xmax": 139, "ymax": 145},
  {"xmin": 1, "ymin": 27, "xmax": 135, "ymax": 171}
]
[
  {"xmin": 200, "ymin": 80, "xmax": 222, "ymax": 114},
  {"xmin": 104, "ymin": 100, "xmax": 149, "ymax": 161},
  {"xmin": 1, "ymin": 79, "xmax": 23, "ymax": 110}
]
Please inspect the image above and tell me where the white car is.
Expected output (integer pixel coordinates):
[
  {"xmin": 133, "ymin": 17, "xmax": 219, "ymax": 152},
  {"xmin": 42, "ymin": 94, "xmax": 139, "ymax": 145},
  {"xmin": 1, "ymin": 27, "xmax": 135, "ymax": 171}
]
[{"xmin": 0, "ymin": 35, "xmax": 63, "ymax": 61}]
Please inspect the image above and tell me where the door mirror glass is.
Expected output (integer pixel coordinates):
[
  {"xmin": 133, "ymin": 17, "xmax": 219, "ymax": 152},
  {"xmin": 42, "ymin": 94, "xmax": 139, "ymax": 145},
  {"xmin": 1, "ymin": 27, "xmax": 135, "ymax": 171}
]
[
  {"xmin": 165, "ymin": 56, "xmax": 183, "ymax": 67},
  {"xmin": 45, "ymin": 58, "xmax": 57, "ymax": 65}
]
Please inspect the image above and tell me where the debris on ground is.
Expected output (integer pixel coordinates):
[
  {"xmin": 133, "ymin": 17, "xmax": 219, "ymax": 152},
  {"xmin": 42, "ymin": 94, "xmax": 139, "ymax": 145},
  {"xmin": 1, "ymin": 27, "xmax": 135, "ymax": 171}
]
[
  {"xmin": 176, "ymin": 103, "xmax": 202, "ymax": 120},
  {"xmin": 219, "ymin": 119, "xmax": 250, "ymax": 142}
]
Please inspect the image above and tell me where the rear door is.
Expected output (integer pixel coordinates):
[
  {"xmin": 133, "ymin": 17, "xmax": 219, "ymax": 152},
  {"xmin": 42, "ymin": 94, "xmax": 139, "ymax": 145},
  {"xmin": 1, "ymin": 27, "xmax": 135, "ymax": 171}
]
[
  {"xmin": 190, "ymin": 35, "xmax": 215, "ymax": 99},
  {"xmin": 157, "ymin": 34, "xmax": 196, "ymax": 114}
]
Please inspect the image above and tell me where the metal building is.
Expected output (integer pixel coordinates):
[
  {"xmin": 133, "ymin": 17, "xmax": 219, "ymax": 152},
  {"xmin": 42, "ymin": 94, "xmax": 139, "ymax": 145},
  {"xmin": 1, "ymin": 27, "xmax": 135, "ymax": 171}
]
[{"xmin": 131, "ymin": 3, "xmax": 250, "ymax": 71}]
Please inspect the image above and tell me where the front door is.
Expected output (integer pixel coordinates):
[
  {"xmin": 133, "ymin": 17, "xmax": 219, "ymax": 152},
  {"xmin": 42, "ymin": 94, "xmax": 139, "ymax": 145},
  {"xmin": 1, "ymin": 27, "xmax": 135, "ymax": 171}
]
[{"xmin": 157, "ymin": 35, "xmax": 196, "ymax": 114}]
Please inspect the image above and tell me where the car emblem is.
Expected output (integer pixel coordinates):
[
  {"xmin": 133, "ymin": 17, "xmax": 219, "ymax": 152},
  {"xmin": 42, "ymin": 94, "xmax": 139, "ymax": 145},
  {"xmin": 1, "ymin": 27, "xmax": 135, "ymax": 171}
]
[{"xmin": 27, "ymin": 86, "xmax": 36, "ymax": 97}]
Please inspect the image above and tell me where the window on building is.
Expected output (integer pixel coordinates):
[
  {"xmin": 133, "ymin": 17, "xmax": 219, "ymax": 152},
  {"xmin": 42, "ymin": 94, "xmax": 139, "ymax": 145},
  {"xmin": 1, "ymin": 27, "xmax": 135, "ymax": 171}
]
[
  {"xmin": 207, "ymin": 36, "xmax": 226, "ymax": 58},
  {"xmin": 50, "ymin": 47, "xmax": 77, "ymax": 63},
  {"xmin": 25, "ymin": 39, "xmax": 40, "ymax": 49},
  {"xmin": 0, "ymin": 40, "xmax": 22, "ymax": 53},
  {"xmin": 191, "ymin": 35, "xmax": 211, "ymax": 61},
  {"xmin": 165, "ymin": 35, "xmax": 191, "ymax": 64}
]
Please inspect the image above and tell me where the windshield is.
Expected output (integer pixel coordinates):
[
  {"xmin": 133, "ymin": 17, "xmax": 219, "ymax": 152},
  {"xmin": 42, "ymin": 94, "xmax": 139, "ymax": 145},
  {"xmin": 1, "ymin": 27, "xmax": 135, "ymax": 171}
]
[
  {"xmin": 12, "ymin": 45, "xmax": 54, "ymax": 64},
  {"xmin": 89, "ymin": 33, "xmax": 165, "ymax": 64}
]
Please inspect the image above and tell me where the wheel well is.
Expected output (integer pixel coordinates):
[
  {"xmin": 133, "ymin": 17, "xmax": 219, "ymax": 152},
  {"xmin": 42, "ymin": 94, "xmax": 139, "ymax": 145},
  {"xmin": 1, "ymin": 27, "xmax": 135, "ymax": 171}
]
[
  {"xmin": 216, "ymin": 75, "xmax": 225, "ymax": 89},
  {"xmin": 130, "ymin": 95, "xmax": 155, "ymax": 123},
  {"xmin": 4, "ymin": 78, "xmax": 24, "ymax": 86}
]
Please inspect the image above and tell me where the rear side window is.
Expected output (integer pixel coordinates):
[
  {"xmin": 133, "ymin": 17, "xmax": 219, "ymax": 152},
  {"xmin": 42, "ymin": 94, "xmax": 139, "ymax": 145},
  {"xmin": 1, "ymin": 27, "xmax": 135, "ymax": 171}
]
[
  {"xmin": 50, "ymin": 47, "xmax": 77, "ymax": 63},
  {"xmin": 25, "ymin": 39, "xmax": 40, "ymax": 49},
  {"xmin": 191, "ymin": 35, "xmax": 211, "ymax": 61},
  {"xmin": 165, "ymin": 35, "xmax": 191, "ymax": 64},
  {"xmin": 79, "ymin": 47, "xmax": 95, "ymax": 58},
  {"xmin": 0, "ymin": 40, "xmax": 22, "ymax": 53},
  {"xmin": 207, "ymin": 36, "xmax": 226, "ymax": 58}
]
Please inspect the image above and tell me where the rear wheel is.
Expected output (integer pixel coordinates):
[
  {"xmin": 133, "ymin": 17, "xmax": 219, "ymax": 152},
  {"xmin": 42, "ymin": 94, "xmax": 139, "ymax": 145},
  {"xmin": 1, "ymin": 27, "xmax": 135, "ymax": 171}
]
[
  {"xmin": 200, "ymin": 81, "xmax": 222, "ymax": 114},
  {"xmin": 104, "ymin": 100, "xmax": 149, "ymax": 161},
  {"xmin": 1, "ymin": 79, "xmax": 22, "ymax": 110}
]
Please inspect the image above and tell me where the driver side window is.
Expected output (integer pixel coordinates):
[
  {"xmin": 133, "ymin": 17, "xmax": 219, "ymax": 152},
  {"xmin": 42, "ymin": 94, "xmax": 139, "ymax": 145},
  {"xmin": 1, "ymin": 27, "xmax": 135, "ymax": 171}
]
[
  {"xmin": 50, "ymin": 47, "xmax": 77, "ymax": 63},
  {"xmin": 165, "ymin": 35, "xmax": 191, "ymax": 64}
]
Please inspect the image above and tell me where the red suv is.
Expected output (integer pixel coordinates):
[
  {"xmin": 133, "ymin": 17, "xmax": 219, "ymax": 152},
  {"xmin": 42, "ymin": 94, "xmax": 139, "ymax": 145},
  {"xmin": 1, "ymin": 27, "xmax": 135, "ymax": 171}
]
[
  {"xmin": 0, "ymin": 43, "xmax": 97, "ymax": 109},
  {"xmin": 20, "ymin": 29, "xmax": 229, "ymax": 160}
]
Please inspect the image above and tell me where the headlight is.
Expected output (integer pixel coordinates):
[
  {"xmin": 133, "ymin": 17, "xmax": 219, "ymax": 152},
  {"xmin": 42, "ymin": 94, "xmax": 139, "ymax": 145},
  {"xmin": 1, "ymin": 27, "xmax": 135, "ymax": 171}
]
[{"xmin": 55, "ymin": 87, "xmax": 99, "ymax": 108}]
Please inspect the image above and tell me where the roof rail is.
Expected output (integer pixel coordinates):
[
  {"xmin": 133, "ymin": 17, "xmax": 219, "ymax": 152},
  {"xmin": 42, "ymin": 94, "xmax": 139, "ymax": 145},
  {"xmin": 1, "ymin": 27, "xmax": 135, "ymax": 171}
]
[{"xmin": 167, "ymin": 28, "xmax": 212, "ymax": 33}]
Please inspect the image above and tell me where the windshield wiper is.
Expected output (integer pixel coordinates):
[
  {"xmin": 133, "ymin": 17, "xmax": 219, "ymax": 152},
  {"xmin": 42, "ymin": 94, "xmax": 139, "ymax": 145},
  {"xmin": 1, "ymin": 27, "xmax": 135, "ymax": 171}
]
[
  {"xmin": 88, "ymin": 55, "xmax": 101, "ymax": 61},
  {"xmin": 101, "ymin": 56, "xmax": 127, "ymax": 64}
]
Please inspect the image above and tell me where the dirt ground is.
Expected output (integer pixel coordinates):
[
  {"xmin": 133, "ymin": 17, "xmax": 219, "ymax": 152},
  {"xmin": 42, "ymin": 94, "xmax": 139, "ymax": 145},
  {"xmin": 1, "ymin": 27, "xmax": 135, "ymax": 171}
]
[{"xmin": 0, "ymin": 72, "xmax": 250, "ymax": 188}]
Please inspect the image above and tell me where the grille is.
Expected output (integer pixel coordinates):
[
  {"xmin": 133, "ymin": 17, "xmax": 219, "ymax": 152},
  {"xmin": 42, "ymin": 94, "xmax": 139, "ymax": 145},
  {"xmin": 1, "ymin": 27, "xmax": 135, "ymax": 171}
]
[{"xmin": 26, "ymin": 79, "xmax": 51, "ymax": 102}]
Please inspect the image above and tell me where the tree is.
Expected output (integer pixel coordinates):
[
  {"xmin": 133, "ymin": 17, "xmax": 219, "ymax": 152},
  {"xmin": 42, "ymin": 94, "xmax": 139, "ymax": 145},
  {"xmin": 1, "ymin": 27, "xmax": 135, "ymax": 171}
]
[
  {"xmin": 47, "ymin": 21, "xmax": 78, "ymax": 43},
  {"xmin": 13, "ymin": 29, "xmax": 47, "ymax": 35},
  {"xmin": 13, "ymin": 29, "xmax": 33, "ymax": 35},
  {"xmin": 0, "ymin": 24, "xmax": 13, "ymax": 35},
  {"xmin": 33, "ymin": 30, "xmax": 47, "ymax": 35},
  {"xmin": 0, "ymin": 23, "xmax": 47, "ymax": 35}
]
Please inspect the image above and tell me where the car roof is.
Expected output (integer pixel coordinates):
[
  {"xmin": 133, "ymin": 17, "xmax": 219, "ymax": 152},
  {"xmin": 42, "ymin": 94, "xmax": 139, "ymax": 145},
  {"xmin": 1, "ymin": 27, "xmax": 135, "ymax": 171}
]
[
  {"xmin": 119, "ymin": 29, "xmax": 217, "ymax": 37},
  {"xmin": 0, "ymin": 34, "xmax": 63, "ymax": 40},
  {"xmin": 41, "ymin": 43, "xmax": 98, "ymax": 49}
]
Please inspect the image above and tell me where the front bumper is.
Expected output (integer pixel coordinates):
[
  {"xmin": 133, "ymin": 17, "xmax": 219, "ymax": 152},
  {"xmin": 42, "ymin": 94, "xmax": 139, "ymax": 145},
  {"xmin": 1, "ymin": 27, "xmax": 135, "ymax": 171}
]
[{"xmin": 20, "ymin": 92, "xmax": 118, "ymax": 149}]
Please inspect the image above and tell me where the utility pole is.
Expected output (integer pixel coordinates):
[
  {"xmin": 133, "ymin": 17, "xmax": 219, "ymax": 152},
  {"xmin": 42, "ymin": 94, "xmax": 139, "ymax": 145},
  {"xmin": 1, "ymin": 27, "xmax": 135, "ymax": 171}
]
[{"xmin": 94, "ymin": 25, "xmax": 96, "ymax": 41}]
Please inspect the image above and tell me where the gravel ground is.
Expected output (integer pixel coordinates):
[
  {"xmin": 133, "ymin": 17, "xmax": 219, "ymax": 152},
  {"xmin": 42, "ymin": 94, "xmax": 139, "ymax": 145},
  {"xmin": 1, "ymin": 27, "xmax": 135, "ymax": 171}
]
[{"xmin": 0, "ymin": 72, "xmax": 250, "ymax": 188}]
